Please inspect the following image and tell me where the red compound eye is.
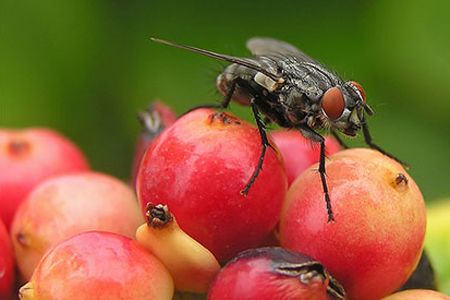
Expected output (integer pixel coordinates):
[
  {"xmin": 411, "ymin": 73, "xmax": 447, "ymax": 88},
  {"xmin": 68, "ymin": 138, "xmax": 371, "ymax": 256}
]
[
  {"xmin": 321, "ymin": 87, "xmax": 345, "ymax": 121},
  {"xmin": 350, "ymin": 81, "xmax": 366, "ymax": 102}
]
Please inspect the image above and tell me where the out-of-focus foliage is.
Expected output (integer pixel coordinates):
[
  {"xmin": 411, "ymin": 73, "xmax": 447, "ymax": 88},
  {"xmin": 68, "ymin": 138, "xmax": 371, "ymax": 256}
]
[
  {"xmin": 425, "ymin": 199, "xmax": 450, "ymax": 294},
  {"xmin": 1, "ymin": 0, "xmax": 449, "ymax": 200}
]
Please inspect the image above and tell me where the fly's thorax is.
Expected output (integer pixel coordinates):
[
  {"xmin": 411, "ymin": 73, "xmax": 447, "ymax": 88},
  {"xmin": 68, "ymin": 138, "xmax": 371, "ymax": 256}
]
[{"xmin": 216, "ymin": 64, "xmax": 257, "ymax": 106}]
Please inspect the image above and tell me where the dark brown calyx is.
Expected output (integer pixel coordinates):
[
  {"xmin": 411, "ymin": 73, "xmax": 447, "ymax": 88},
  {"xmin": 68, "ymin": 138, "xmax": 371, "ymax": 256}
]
[
  {"xmin": 276, "ymin": 260, "xmax": 326, "ymax": 284},
  {"xmin": 208, "ymin": 112, "xmax": 241, "ymax": 125},
  {"xmin": 392, "ymin": 173, "xmax": 409, "ymax": 192},
  {"xmin": 276, "ymin": 260, "xmax": 347, "ymax": 299},
  {"xmin": 395, "ymin": 173, "xmax": 408, "ymax": 186},
  {"xmin": 145, "ymin": 203, "xmax": 173, "ymax": 228}
]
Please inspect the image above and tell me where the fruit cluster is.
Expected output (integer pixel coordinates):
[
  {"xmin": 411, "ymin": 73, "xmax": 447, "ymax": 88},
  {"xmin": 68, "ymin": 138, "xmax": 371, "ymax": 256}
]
[{"xmin": 0, "ymin": 102, "xmax": 448, "ymax": 300}]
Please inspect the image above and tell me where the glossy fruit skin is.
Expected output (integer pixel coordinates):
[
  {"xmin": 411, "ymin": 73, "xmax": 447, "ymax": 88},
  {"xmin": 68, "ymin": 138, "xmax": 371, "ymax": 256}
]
[
  {"xmin": 271, "ymin": 130, "xmax": 340, "ymax": 185},
  {"xmin": 22, "ymin": 231, "xmax": 174, "ymax": 300},
  {"xmin": 0, "ymin": 220, "xmax": 14, "ymax": 299},
  {"xmin": 11, "ymin": 171, "xmax": 143, "ymax": 280},
  {"xmin": 381, "ymin": 289, "xmax": 450, "ymax": 300},
  {"xmin": 280, "ymin": 148, "xmax": 426, "ymax": 300},
  {"xmin": 207, "ymin": 247, "xmax": 346, "ymax": 300},
  {"xmin": 137, "ymin": 109, "xmax": 287, "ymax": 261},
  {"xmin": 0, "ymin": 128, "xmax": 89, "ymax": 230}
]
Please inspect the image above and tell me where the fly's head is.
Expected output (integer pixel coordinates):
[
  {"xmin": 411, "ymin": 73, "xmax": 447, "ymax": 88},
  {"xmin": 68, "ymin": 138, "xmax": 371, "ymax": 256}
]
[{"xmin": 320, "ymin": 81, "xmax": 373, "ymax": 136}]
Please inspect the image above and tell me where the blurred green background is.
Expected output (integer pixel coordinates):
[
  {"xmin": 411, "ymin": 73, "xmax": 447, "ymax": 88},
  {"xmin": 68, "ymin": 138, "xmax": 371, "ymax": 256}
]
[{"xmin": 1, "ymin": 0, "xmax": 449, "ymax": 201}]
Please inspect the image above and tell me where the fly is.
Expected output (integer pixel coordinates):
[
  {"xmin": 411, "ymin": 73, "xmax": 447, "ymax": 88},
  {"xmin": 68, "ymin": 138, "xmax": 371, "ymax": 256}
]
[{"xmin": 151, "ymin": 37, "xmax": 405, "ymax": 222}]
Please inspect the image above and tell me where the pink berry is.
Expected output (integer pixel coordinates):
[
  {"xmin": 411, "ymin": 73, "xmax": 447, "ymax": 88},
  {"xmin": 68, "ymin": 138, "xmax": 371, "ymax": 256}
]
[
  {"xmin": 280, "ymin": 149, "xmax": 426, "ymax": 300},
  {"xmin": 19, "ymin": 231, "xmax": 174, "ymax": 300},
  {"xmin": 271, "ymin": 129, "xmax": 340, "ymax": 185},
  {"xmin": 0, "ymin": 128, "xmax": 89, "ymax": 230},
  {"xmin": 11, "ymin": 171, "xmax": 143, "ymax": 280}
]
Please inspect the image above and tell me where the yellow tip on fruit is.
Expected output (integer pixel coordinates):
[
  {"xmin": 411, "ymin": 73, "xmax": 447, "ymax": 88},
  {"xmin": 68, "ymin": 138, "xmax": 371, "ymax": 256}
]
[
  {"xmin": 136, "ymin": 203, "xmax": 221, "ymax": 293},
  {"xmin": 19, "ymin": 282, "xmax": 35, "ymax": 300}
]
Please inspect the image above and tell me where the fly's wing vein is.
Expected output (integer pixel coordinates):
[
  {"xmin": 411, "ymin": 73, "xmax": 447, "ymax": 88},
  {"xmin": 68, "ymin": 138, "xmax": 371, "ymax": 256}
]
[{"xmin": 246, "ymin": 37, "xmax": 317, "ymax": 64}]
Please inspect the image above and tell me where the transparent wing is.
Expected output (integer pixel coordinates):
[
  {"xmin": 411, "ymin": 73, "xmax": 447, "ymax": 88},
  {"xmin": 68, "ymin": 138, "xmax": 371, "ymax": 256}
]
[
  {"xmin": 151, "ymin": 37, "xmax": 280, "ymax": 81},
  {"xmin": 246, "ymin": 37, "xmax": 316, "ymax": 63}
]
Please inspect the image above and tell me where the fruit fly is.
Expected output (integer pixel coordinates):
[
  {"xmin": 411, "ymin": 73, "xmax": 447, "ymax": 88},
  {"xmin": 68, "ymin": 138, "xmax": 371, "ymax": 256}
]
[{"xmin": 151, "ymin": 37, "xmax": 404, "ymax": 222}]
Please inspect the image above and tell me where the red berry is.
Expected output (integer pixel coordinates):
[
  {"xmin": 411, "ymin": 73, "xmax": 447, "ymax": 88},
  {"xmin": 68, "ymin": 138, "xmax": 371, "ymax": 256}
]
[
  {"xmin": 271, "ymin": 129, "xmax": 340, "ymax": 185},
  {"xmin": 137, "ymin": 109, "xmax": 287, "ymax": 261},
  {"xmin": 207, "ymin": 247, "xmax": 346, "ymax": 300},
  {"xmin": 131, "ymin": 101, "xmax": 177, "ymax": 186},
  {"xmin": 11, "ymin": 171, "xmax": 143, "ymax": 280},
  {"xmin": 280, "ymin": 149, "xmax": 426, "ymax": 300},
  {"xmin": 0, "ymin": 220, "xmax": 14, "ymax": 299},
  {"xmin": 0, "ymin": 128, "xmax": 89, "ymax": 230},
  {"xmin": 19, "ymin": 231, "xmax": 174, "ymax": 300}
]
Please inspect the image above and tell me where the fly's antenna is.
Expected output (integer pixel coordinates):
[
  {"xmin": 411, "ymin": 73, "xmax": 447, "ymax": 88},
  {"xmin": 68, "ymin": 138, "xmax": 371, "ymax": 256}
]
[
  {"xmin": 150, "ymin": 37, "xmax": 283, "ymax": 83},
  {"xmin": 363, "ymin": 103, "xmax": 374, "ymax": 116}
]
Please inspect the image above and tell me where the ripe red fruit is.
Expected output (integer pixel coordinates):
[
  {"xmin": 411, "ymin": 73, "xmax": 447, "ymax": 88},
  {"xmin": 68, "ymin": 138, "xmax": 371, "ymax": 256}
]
[
  {"xmin": 131, "ymin": 101, "xmax": 177, "ymax": 185},
  {"xmin": 280, "ymin": 149, "xmax": 426, "ymax": 300},
  {"xmin": 19, "ymin": 231, "xmax": 174, "ymax": 300},
  {"xmin": 137, "ymin": 109, "xmax": 287, "ymax": 261},
  {"xmin": 207, "ymin": 247, "xmax": 346, "ymax": 300},
  {"xmin": 271, "ymin": 129, "xmax": 340, "ymax": 185},
  {"xmin": 0, "ymin": 220, "xmax": 14, "ymax": 299},
  {"xmin": 382, "ymin": 289, "xmax": 450, "ymax": 300},
  {"xmin": 0, "ymin": 128, "xmax": 89, "ymax": 230},
  {"xmin": 11, "ymin": 171, "xmax": 143, "ymax": 280}
]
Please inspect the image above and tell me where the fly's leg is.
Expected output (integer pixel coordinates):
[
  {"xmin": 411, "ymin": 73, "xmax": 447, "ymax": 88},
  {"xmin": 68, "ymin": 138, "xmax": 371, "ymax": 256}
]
[
  {"xmin": 182, "ymin": 80, "xmax": 236, "ymax": 115},
  {"xmin": 361, "ymin": 116, "xmax": 408, "ymax": 167},
  {"xmin": 241, "ymin": 98, "xmax": 273, "ymax": 196},
  {"xmin": 299, "ymin": 126, "xmax": 335, "ymax": 222},
  {"xmin": 319, "ymin": 140, "xmax": 334, "ymax": 222},
  {"xmin": 331, "ymin": 130, "xmax": 349, "ymax": 149}
]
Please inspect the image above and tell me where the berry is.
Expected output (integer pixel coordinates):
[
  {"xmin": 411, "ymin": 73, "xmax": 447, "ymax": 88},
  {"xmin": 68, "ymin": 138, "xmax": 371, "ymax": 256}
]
[
  {"xmin": 19, "ymin": 231, "xmax": 174, "ymax": 300},
  {"xmin": 137, "ymin": 109, "xmax": 287, "ymax": 261},
  {"xmin": 280, "ymin": 149, "xmax": 426, "ymax": 300},
  {"xmin": 207, "ymin": 247, "xmax": 346, "ymax": 300},
  {"xmin": 11, "ymin": 171, "xmax": 143, "ymax": 280},
  {"xmin": 0, "ymin": 128, "xmax": 89, "ymax": 229}
]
